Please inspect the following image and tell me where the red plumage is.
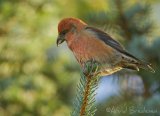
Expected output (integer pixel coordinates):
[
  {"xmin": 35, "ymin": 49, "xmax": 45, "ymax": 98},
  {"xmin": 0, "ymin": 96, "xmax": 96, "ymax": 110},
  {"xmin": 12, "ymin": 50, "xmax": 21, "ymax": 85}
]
[{"xmin": 57, "ymin": 18, "xmax": 155, "ymax": 76}]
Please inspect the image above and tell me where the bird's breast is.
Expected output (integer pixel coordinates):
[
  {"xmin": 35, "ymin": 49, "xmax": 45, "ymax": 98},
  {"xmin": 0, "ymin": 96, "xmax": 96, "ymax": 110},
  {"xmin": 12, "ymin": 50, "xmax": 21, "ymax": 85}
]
[
  {"xmin": 69, "ymin": 36, "xmax": 114, "ymax": 64},
  {"xmin": 70, "ymin": 39, "xmax": 90, "ymax": 63}
]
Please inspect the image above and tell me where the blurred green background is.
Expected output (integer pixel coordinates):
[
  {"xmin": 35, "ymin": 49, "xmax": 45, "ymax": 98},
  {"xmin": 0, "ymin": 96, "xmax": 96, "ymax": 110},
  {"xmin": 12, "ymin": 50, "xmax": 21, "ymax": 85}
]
[{"xmin": 0, "ymin": 0, "xmax": 160, "ymax": 116}]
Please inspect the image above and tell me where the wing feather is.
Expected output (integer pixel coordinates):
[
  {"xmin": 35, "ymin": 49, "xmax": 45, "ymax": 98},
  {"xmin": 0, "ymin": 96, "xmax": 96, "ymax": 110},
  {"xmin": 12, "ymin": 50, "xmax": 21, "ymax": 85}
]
[
  {"xmin": 85, "ymin": 26, "xmax": 140, "ymax": 61},
  {"xmin": 85, "ymin": 26, "xmax": 155, "ymax": 73}
]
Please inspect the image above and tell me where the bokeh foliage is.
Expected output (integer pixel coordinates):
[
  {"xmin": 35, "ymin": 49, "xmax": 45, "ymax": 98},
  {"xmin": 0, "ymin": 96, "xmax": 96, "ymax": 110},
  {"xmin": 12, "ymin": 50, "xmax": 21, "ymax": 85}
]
[{"xmin": 0, "ymin": 0, "xmax": 160, "ymax": 116}]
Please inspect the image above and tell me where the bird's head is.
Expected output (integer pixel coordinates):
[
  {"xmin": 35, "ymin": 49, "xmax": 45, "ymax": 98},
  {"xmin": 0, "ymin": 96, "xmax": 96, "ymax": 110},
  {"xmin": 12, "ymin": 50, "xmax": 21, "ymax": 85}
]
[{"xmin": 57, "ymin": 17, "xmax": 87, "ymax": 46}]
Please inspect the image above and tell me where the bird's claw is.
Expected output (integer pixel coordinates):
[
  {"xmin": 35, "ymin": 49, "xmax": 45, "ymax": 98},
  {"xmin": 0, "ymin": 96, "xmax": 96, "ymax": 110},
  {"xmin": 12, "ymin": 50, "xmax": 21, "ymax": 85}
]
[{"xmin": 82, "ymin": 60, "xmax": 99, "ymax": 77}]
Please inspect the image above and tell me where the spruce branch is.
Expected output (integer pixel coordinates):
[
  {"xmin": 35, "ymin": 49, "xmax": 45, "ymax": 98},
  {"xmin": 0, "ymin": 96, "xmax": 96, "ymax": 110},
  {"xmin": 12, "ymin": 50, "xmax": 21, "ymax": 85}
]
[{"xmin": 71, "ymin": 61, "xmax": 99, "ymax": 116}]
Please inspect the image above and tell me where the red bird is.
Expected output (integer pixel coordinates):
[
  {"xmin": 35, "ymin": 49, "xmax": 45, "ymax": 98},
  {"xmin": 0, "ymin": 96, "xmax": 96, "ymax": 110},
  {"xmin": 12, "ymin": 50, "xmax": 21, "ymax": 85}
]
[{"xmin": 57, "ymin": 18, "xmax": 154, "ymax": 76}]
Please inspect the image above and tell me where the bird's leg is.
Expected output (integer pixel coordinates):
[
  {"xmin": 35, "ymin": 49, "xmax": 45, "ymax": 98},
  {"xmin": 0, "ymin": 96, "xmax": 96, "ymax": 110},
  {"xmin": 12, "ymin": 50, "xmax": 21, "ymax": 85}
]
[{"xmin": 82, "ymin": 60, "xmax": 99, "ymax": 77}]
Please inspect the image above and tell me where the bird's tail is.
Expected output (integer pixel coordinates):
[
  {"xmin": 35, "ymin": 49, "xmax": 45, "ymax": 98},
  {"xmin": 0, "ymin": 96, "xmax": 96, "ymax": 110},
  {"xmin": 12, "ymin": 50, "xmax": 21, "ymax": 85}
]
[
  {"xmin": 120, "ymin": 52, "xmax": 155, "ymax": 73},
  {"xmin": 136, "ymin": 61, "xmax": 155, "ymax": 73}
]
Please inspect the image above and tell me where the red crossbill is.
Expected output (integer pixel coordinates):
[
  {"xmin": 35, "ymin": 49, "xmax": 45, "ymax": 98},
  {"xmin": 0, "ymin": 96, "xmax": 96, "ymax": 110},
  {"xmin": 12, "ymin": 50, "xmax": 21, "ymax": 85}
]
[{"xmin": 57, "ymin": 17, "xmax": 155, "ymax": 76}]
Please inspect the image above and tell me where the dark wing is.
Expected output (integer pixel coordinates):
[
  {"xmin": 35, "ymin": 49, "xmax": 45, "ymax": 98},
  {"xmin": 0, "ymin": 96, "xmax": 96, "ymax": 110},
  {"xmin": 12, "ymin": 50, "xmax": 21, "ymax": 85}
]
[
  {"xmin": 86, "ymin": 27, "xmax": 124, "ymax": 51},
  {"xmin": 85, "ymin": 26, "xmax": 140, "ymax": 61},
  {"xmin": 85, "ymin": 26, "xmax": 155, "ymax": 73}
]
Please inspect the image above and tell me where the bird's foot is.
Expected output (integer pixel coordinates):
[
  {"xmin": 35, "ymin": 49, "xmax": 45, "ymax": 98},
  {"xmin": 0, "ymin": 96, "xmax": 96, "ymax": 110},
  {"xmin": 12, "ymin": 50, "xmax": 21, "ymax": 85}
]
[{"xmin": 82, "ymin": 60, "xmax": 99, "ymax": 77}]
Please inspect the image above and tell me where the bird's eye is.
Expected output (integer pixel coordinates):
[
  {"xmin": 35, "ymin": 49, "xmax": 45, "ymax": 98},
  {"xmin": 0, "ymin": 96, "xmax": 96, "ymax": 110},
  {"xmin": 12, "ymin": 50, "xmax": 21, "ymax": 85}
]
[{"xmin": 60, "ymin": 29, "xmax": 69, "ymax": 35}]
